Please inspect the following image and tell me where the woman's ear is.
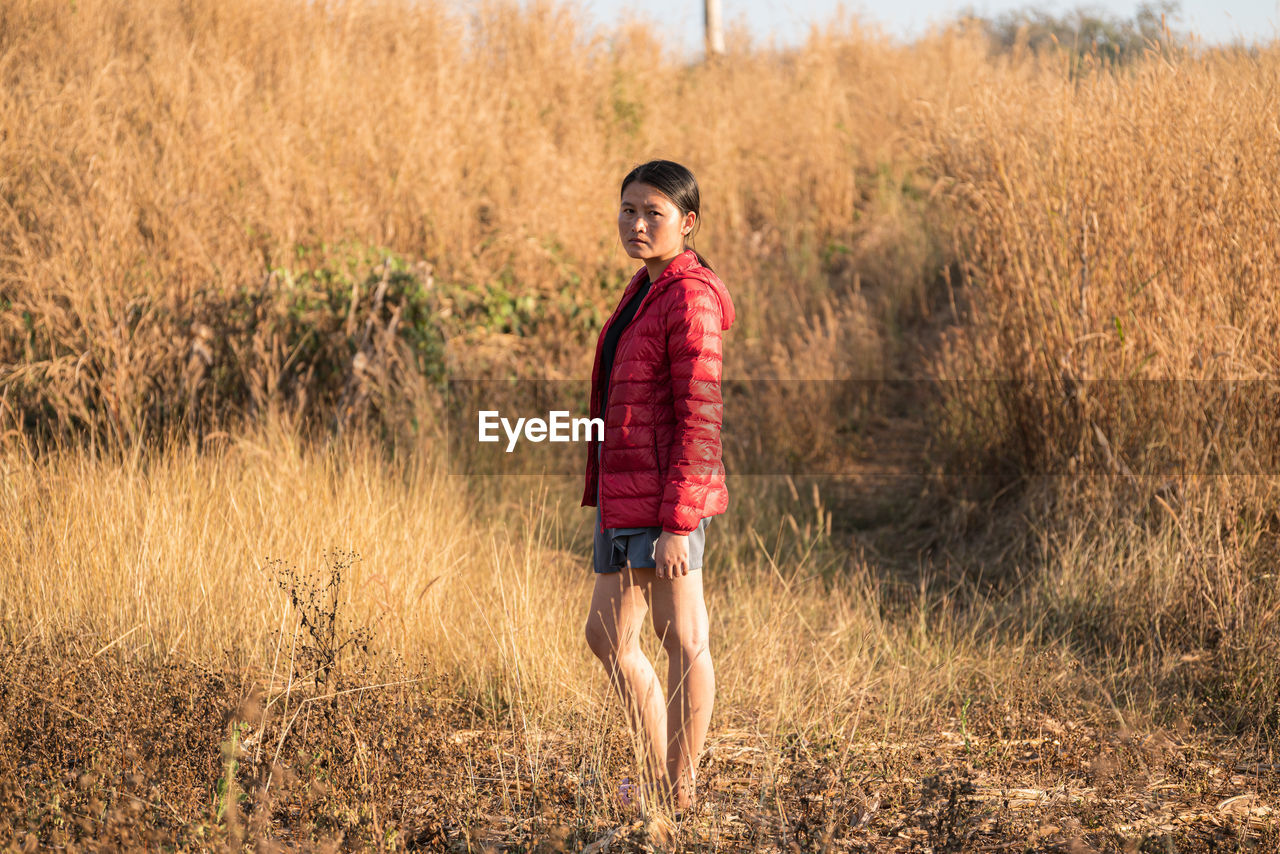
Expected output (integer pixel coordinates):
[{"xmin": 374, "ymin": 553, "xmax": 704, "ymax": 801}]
[{"xmin": 682, "ymin": 211, "xmax": 697, "ymax": 236}]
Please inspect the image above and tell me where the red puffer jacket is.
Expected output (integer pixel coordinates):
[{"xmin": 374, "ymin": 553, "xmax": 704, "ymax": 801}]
[{"xmin": 581, "ymin": 249, "xmax": 736, "ymax": 535}]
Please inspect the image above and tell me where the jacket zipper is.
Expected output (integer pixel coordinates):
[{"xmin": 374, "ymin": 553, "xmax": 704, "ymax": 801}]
[{"xmin": 594, "ymin": 282, "xmax": 633, "ymax": 533}]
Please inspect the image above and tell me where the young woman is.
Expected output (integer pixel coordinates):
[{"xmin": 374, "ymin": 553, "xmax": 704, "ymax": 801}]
[{"xmin": 581, "ymin": 160, "xmax": 735, "ymax": 817}]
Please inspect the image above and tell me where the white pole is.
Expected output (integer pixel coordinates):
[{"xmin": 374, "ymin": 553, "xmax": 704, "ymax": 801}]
[{"xmin": 704, "ymin": 0, "xmax": 725, "ymax": 57}]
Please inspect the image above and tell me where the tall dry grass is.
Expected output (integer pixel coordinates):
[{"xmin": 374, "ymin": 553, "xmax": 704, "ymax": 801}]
[
  {"xmin": 0, "ymin": 428, "xmax": 1004, "ymax": 746},
  {"xmin": 917, "ymin": 43, "xmax": 1280, "ymax": 737},
  {"xmin": 3, "ymin": 0, "xmax": 1280, "ymax": 778},
  {"xmin": 0, "ymin": 0, "xmax": 959, "ymax": 445}
]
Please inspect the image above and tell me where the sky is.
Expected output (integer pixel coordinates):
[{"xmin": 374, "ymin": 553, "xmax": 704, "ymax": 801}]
[{"xmin": 577, "ymin": 0, "xmax": 1279, "ymax": 57}]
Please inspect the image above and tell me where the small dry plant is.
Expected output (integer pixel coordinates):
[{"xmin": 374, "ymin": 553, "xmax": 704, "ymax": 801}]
[{"xmin": 269, "ymin": 548, "xmax": 378, "ymax": 693}]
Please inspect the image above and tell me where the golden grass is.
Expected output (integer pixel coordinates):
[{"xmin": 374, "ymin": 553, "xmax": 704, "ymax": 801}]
[
  {"xmin": 0, "ymin": 429, "xmax": 980, "ymax": 738},
  {"xmin": 0, "ymin": 0, "xmax": 967, "ymax": 441},
  {"xmin": 933, "ymin": 45, "xmax": 1280, "ymax": 380},
  {"xmin": 0, "ymin": 0, "xmax": 1275, "ymax": 735},
  {"xmin": 4, "ymin": 0, "xmax": 1280, "ymax": 845}
]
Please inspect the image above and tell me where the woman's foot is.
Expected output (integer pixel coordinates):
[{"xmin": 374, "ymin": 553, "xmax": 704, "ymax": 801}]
[
  {"xmin": 669, "ymin": 768, "xmax": 696, "ymax": 816},
  {"xmin": 642, "ymin": 811, "xmax": 677, "ymax": 845}
]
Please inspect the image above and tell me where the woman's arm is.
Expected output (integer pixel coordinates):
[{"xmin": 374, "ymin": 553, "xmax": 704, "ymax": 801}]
[{"xmin": 659, "ymin": 278, "xmax": 726, "ymax": 536}]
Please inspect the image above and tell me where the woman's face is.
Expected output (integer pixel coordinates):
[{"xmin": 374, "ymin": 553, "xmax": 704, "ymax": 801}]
[{"xmin": 618, "ymin": 182, "xmax": 696, "ymax": 265}]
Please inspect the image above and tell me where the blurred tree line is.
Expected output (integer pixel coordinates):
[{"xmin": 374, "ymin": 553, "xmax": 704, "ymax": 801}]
[{"xmin": 968, "ymin": 2, "xmax": 1184, "ymax": 62}]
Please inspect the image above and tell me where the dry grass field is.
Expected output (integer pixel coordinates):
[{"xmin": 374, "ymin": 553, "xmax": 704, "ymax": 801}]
[{"xmin": 3, "ymin": 0, "xmax": 1280, "ymax": 850}]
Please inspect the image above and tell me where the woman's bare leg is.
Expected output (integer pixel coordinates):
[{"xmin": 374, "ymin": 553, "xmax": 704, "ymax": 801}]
[
  {"xmin": 584, "ymin": 567, "xmax": 668, "ymax": 793},
  {"xmin": 649, "ymin": 568, "xmax": 714, "ymax": 812}
]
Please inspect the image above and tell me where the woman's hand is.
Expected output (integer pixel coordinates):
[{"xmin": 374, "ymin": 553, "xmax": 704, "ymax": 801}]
[{"xmin": 654, "ymin": 531, "xmax": 691, "ymax": 578}]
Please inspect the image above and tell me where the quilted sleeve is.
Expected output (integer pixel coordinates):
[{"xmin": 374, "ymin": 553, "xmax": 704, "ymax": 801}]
[{"xmin": 659, "ymin": 280, "xmax": 725, "ymax": 535}]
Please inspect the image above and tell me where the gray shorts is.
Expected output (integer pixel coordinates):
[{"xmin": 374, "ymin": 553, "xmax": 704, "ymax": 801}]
[{"xmin": 592, "ymin": 505, "xmax": 711, "ymax": 574}]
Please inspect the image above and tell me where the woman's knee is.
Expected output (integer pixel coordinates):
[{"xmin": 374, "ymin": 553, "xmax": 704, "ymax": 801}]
[
  {"xmin": 585, "ymin": 616, "xmax": 634, "ymax": 662},
  {"xmin": 584, "ymin": 616, "xmax": 610, "ymax": 659},
  {"xmin": 659, "ymin": 624, "xmax": 710, "ymax": 662}
]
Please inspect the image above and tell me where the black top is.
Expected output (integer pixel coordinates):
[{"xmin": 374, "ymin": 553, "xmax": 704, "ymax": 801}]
[{"xmin": 598, "ymin": 275, "xmax": 652, "ymax": 417}]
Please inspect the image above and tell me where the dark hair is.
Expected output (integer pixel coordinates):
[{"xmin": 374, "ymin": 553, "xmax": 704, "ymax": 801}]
[{"xmin": 620, "ymin": 160, "xmax": 712, "ymax": 271}]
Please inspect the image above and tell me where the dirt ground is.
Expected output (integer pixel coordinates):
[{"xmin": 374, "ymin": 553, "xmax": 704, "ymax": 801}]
[{"xmin": 2, "ymin": 640, "xmax": 1277, "ymax": 853}]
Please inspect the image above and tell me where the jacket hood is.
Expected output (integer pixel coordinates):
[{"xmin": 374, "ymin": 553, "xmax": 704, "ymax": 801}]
[
  {"xmin": 654, "ymin": 250, "xmax": 736, "ymax": 332},
  {"xmin": 697, "ymin": 264, "xmax": 736, "ymax": 332}
]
